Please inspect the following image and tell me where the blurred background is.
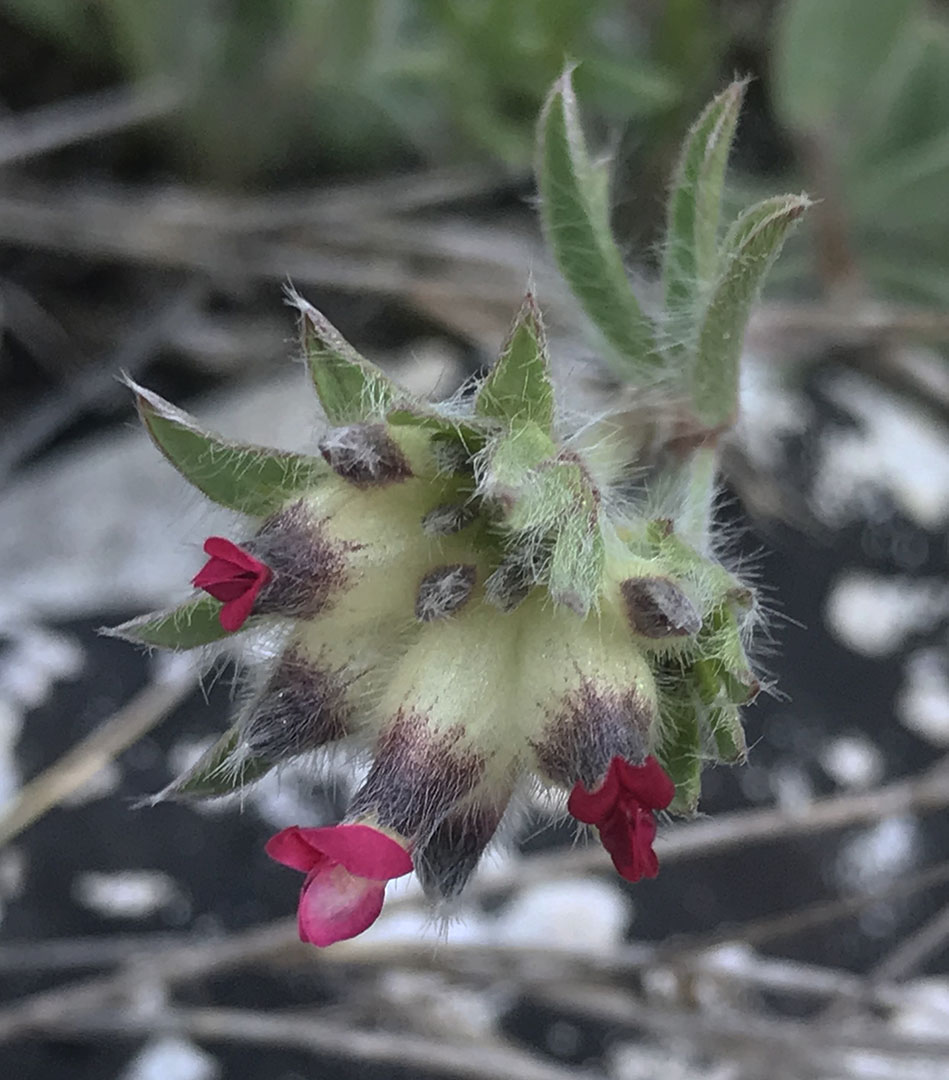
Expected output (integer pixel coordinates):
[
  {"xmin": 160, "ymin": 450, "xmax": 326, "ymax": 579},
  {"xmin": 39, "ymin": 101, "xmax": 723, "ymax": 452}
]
[{"xmin": 2, "ymin": 1, "xmax": 949, "ymax": 1077}]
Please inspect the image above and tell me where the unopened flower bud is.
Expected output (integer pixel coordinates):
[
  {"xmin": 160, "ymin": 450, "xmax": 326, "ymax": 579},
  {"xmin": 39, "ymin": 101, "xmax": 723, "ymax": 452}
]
[{"xmin": 519, "ymin": 601, "xmax": 658, "ymax": 792}]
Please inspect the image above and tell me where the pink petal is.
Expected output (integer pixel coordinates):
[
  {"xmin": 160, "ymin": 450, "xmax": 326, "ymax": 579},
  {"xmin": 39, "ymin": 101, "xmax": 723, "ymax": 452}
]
[
  {"xmin": 297, "ymin": 861, "xmax": 387, "ymax": 946},
  {"xmin": 293, "ymin": 824, "xmax": 413, "ymax": 880},
  {"xmin": 265, "ymin": 825, "xmax": 327, "ymax": 873}
]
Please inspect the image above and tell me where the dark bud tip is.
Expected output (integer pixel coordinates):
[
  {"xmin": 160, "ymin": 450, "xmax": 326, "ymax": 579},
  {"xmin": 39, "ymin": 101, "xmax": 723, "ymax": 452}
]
[
  {"xmin": 319, "ymin": 423, "xmax": 411, "ymax": 485},
  {"xmin": 415, "ymin": 806, "xmax": 504, "ymax": 901},
  {"xmin": 622, "ymin": 577, "xmax": 702, "ymax": 638},
  {"xmin": 415, "ymin": 564, "xmax": 477, "ymax": 622}
]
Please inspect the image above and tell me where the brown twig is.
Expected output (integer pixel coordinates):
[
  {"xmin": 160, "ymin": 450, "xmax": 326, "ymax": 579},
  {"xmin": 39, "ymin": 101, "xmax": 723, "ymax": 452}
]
[
  {"xmin": 0, "ymin": 80, "xmax": 184, "ymax": 167},
  {"xmin": 37, "ymin": 1006, "xmax": 603, "ymax": 1080}
]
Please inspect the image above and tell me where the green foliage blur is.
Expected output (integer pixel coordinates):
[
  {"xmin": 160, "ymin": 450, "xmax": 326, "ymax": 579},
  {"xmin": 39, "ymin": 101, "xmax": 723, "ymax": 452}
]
[
  {"xmin": 0, "ymin": 0, "xmax": 714, "ymax": 179},
  {"xmin": 2, "ymin": 0, "xmax": 948, "ymax": 311}
]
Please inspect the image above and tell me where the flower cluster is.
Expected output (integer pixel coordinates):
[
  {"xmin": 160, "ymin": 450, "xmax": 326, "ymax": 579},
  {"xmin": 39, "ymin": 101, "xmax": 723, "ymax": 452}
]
[{"xmin": 111, "ymin": 71, "xmax": 804, "ymax": 946}]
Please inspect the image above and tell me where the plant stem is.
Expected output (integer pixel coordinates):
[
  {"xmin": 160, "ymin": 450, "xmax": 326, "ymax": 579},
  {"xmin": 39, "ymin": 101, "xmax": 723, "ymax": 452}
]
[{"xmin": 680, "ymin": 443, "xmax": 718, "ymax": 551}]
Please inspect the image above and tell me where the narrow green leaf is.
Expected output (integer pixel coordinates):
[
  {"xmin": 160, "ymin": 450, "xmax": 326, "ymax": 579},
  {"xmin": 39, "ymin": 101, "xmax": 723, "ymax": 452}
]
[
  {"xmin": 475, "ymin": 293, "xmax": 555, "ymax": 432},
  {"xmin": 658, "ymin": 692, "xmax": 703, "ymax": 814},
  {"xmin": 289, "ymin": 289, "xmax": 404, "ymax": 424},
  {"xmin": 537, "ymin": 69, "xmax": 658, "ymax": 374},
  {"xmin": 104, "ymin": 596, "xmax": 258, "ymax": 649},
  {"xmin": 692, "ymin": 194, "xmax": 810, "ymax": 426},
  {"xmin": 156, "ymin": 726, "xmax": 274, "ymax": 800},
  {"xmin": 663, "ymin": 80, "xmax": 747, "ymax": 313},
  {"xmin": 131, "ymin": 382, "xmax": 327, "ymax": 516}
]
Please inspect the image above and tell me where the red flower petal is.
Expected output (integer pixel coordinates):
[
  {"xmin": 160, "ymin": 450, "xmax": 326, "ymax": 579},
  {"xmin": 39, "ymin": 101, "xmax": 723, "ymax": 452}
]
[
  {"xmin": 202, "ymin": 536, "xmax": 266, "ymax": 573},
  {"xmin": 567, "ymin": 760, "xmax": 623, "ymax": 824},
  {"xmin": 297, "ymin": 862, "xmax": 388, "ymax": 946},
  {"xmin": 294, "ymin": 824, "xmax": 413, "ymax": 880},
  {"xmin": 614, "ymin": 755, "xmax": 676, "ymax": 810},
  {"xmin": 192, "ymin": 536, "xmax": 272, "ymax": 632},
  {"xmin": 266, "ymin": 825, "xmax": 327, "ymax": 873},
  {"xmin": 602, "ymin": 807, "xmax": 660, "ymax": 882},
  {"xmin": 219, "ymin": 579, "xmax": 264, "ymax": 632}
]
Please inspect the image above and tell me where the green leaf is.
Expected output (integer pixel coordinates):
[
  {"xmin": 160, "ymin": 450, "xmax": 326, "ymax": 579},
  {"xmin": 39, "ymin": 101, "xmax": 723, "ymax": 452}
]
[
  {"xmin": 104, "ymin": 596, "xmax": 257, "ymax": 649},
  {"xmin": 663, "ymin": 80, "xmax": 747, "ymax": 313},
  {"xmin": 691, "ymin": 194, "xmax": 810, "ymax": 426},
  {"xmin": 131, "ymin": 382, "xmax": 327, "ymax": 516},
  {"xmin": 772, "ymin": 0, "xmax": 920, "ymax": 134},
  {"xmin": 537, "ymin": 69, "xmax": 658, "ymax": 375},
  {"xmin": 475, "ymin": 293, "xmax": 555, "ymax": 431},
  {"xmin": 290, "ymin": 289, "xmax": 404, "ymax": 424},
  {"xmin": 155, "ymin": 725, "xmax": 273, "ymax": 800}
]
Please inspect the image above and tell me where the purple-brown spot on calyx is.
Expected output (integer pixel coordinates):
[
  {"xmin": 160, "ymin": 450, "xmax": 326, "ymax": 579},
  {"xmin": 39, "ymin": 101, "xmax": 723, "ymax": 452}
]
[
  {"xmin": 484, "ymin": 549, "xmax": 535, "ymax": 611},
  {"xmin": 414, "ymin": 804, "xmax": 504, "ymax": 900},
  {"xmin": 247, "ymin": 500, "xmax": 355, "ymax": 619},
  {"xmin": 319, "ymin": 423, "xmax": 411, "ymax": 486},
  {"xmin": 240, "ymin": 646, "xmax": 353, "ymax": 762},
  {"xmin": 415, "ymin": 564, "xmax": 477, "ymax": 621},
  {"xmin": 531, "ymin": 677, "xmax": 653, "ymax": 791},
  {"xmin": 622, "ymin": 577, "xmax": 702, "ymax": 638},
  {"xmin": 349, "ymin": 710, "xmax": 485, "ymax": 841},
  {"xmin": 421, "ymin": 503, "xmax": 476, "ymax": 536}
]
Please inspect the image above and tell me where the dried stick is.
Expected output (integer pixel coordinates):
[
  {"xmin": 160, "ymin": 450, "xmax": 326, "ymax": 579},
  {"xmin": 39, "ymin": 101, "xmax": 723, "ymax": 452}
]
[
  {"xmin": 24, "ymin": 1006, "xmax": 602, "ymax": 1080},
  {"xmin": 0, "ymin": 80, "xmax": 183, "ymax": 167},
  {"xmin": 0, "ymin": 663, "xmax": 194, "ymax": 848}
]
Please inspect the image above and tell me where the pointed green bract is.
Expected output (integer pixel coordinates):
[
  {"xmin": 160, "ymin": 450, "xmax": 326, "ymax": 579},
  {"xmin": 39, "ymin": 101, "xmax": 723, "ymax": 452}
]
[
  {"xmin": 157, "ymin": 726, "xmax": 274, "ymax": 800},
  {"xmin": 131, "ymin": 382, "xmax": 327, "ymax": 516},
  {"xmin": 548, "ymin": 495, "xmax": 604, "ymax": 616},
  {"xmin": 663, "ymin": 80, "xmax": 746, "ymax": 314},
  {"xmin": 475, "ymin": 293, "xmax": 554, "ymax": 432},
  {"xmin": 105, "ymin": 595, "xmax": 257, "ymax": 649},
  {"xmin": 537, "ymin": 69, "xmax": 658, "ymax": 375},
  {"xmin": 709, "ymin": 703, "xmax": 747, "ymax": 763},
  {"xmin": 691, "ymin": 194, "xmax": 810, "ymax": 426},
  {"xmin": 292, "ymin": 291, "xmax": 403, "ymax": 424}
]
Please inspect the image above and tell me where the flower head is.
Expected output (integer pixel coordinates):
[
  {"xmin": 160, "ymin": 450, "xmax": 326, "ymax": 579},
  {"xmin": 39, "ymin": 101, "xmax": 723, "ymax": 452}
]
[
  {"xmin": 193, "ymin": 536, "xmax": 271, "ymax": 632},
  {"xmin": 265, "ymin": 823, "xmax": 413, "ymax": 946},
  {"xmin": 568, "ymin": 755, "xmax": 675, "ymax": 882}
]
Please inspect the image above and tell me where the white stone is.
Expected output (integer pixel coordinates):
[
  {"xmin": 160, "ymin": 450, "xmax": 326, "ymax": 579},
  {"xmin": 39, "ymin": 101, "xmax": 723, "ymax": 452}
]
[
  {"xmin": 121, "ymin": 1037, "xmax": 219, "ymax": 1080},
  {"xmin": 825, "ymin": 573, "xmax": 949, "ymax": 657},
  {"xmin": 821, "ymin": 734, "xmax": 885, "ymax": 789},
  {"xmin": 897, "ymin": 648, "xmax": 949, "ymax": 746},
  {"xmin": 72, "ymin": 869, "xmax": 182, "ymax": 919}
]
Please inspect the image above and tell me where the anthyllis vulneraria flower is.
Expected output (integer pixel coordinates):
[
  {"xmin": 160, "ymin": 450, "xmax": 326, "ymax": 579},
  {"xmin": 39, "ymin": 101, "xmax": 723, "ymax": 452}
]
[{"xmin": 107, "ymin": 71, "xmax": 807, "ymax": 946}]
